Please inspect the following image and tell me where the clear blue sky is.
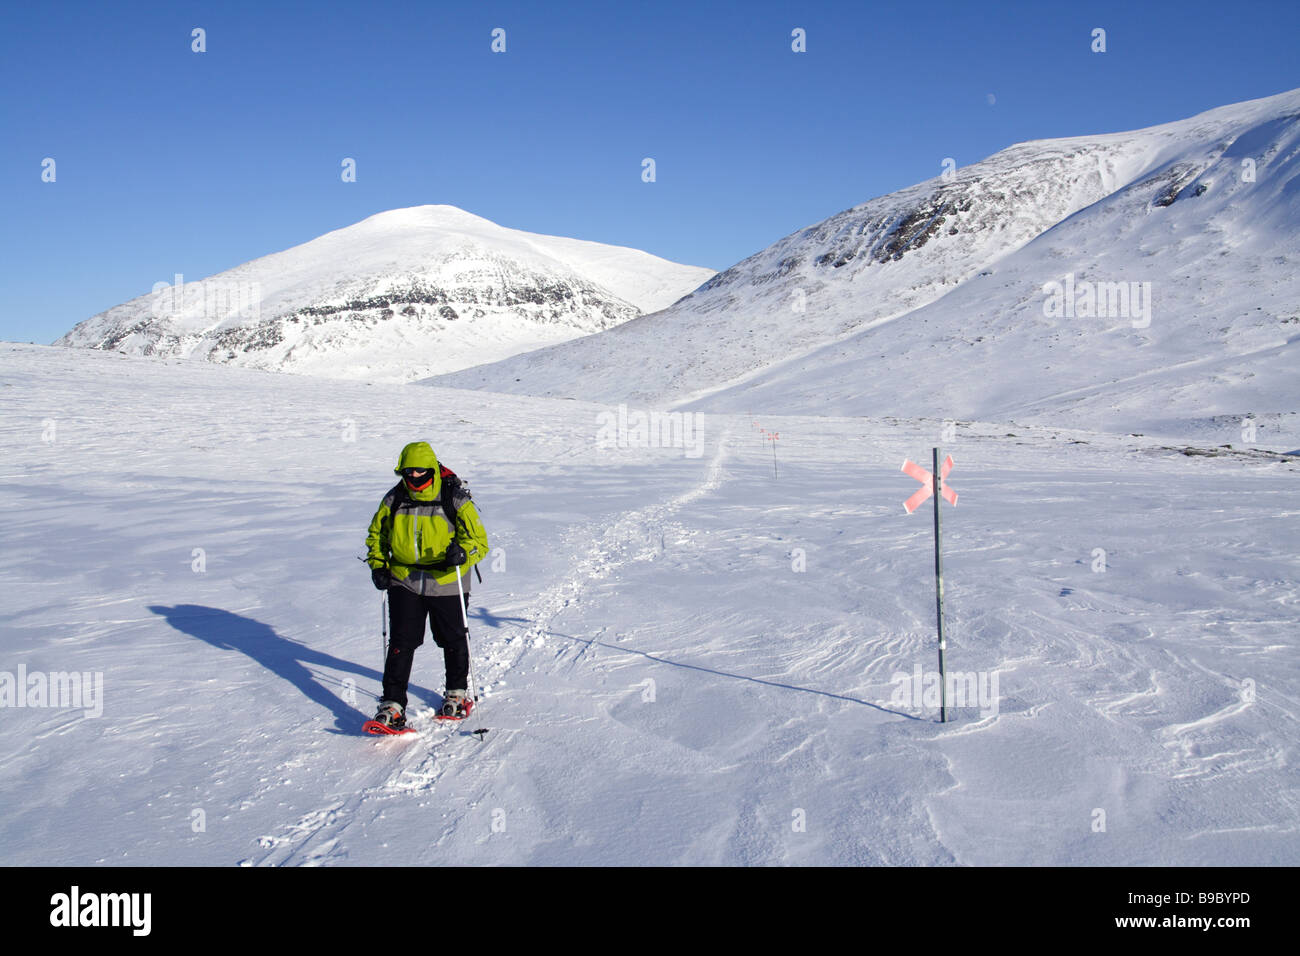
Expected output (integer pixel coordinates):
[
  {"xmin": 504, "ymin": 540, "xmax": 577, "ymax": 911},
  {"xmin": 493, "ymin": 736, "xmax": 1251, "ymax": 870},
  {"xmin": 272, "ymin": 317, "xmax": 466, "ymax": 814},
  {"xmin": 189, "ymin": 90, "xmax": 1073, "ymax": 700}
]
[{"xmin": 2, "ymin": 0, "xmax": 1298, "ymax": 343}]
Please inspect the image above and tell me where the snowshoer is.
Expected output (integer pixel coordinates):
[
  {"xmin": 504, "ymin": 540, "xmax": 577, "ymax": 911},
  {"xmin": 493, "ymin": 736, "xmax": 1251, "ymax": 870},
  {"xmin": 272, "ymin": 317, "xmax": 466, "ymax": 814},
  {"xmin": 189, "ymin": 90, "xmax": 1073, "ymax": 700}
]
[{"xmin": 364, "ymin": 441, "xmax": 489, "ymax": 730}]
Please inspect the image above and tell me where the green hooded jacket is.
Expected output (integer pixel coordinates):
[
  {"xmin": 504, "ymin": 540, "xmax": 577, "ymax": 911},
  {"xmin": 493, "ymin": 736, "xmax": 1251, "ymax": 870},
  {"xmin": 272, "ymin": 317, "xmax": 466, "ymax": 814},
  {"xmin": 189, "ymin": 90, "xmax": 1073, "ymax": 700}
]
[{"xmin": 365, "ymin": 441, "xmax": 489, "ymax": 597}]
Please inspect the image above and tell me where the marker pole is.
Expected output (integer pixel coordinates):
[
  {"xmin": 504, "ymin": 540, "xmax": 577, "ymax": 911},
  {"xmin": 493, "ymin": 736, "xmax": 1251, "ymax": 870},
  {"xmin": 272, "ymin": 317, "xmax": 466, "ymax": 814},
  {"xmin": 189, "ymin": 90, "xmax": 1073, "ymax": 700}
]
[{"xmin": 932, "ymin": 447, "xmax": 948, "ymax": 723}]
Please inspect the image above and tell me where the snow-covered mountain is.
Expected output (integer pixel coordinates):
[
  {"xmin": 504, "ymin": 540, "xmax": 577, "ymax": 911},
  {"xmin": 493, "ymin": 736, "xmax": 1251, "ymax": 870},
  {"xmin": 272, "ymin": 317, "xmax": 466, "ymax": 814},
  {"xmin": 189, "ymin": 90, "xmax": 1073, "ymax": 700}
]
[
  {"xmin": 435, "ymin": 89, "xmax": 1300, "ymax": 436},
  {"xmin": 56, "ymin": 205, "xmax": 715, "ymax": 383}
]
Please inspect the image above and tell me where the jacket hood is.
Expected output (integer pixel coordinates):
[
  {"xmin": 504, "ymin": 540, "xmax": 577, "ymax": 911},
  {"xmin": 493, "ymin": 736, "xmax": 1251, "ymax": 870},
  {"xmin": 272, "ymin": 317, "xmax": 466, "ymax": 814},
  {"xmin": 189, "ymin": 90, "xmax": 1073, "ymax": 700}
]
[{"xmin": 394, "ymin": 441, "xmax": 441, "ymax": 500}]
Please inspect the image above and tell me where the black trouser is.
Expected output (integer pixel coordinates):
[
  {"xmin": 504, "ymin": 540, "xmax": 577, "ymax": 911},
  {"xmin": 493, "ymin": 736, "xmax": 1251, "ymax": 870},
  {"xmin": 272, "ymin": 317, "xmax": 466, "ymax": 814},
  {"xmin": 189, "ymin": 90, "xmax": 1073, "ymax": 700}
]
[{"xmin": 382, "ymin": 587, "xmax": 470, "ymax": 709}]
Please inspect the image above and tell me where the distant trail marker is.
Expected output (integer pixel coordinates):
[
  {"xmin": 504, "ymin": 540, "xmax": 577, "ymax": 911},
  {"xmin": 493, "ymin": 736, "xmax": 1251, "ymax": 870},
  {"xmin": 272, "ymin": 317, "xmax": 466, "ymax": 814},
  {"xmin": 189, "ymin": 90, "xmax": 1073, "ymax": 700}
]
[
  {"xmin": 901, "ymin": 448, "xmax": 959, "ymax": 722},
  {"xmin": 767, "ymin": 431, "xmax": 780, "ymax": 477}
]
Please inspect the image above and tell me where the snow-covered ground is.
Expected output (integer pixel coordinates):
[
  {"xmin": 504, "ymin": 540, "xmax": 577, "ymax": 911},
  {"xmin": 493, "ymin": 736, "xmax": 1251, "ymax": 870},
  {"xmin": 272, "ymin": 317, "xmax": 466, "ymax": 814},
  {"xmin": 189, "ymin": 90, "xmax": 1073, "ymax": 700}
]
[{"xmin": 1, "ymin": 343, "xmax": 1295, "ymax": 865}]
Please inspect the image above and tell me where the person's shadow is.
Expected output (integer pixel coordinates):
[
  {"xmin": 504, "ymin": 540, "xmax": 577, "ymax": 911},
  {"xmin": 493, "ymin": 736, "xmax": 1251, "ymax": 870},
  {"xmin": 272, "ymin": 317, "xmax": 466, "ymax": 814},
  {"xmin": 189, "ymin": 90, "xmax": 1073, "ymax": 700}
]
[
  {"xmin": 148, "ymin": 604, "xmax": 437, "ymax": 735},
  {"xmin": 469, "ymin": 606, "xmax": 529, "ymax": 630}
]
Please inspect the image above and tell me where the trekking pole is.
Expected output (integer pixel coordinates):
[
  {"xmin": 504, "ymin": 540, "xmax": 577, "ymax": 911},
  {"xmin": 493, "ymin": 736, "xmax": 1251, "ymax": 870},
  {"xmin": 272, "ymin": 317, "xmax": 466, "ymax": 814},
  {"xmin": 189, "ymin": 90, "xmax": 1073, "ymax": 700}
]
[
  {"xmin": 455, "ymin": 563, "xmax": 489, "ymax": 739},
  {"xmin": 360, "ymin": 554, "xmax": 390, "ymax": 668}
]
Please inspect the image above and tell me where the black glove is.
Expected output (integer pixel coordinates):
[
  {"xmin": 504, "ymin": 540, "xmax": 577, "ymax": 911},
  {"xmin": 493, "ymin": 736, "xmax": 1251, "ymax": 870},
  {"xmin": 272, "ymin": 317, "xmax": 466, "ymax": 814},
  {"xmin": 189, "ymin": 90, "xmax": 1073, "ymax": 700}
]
[
  {"xmin": 371, "ymin": 567, "xmax": 391, "ymax": 590},
  {"xmin": 443, "ymin": 542, "xmax": 467, "ymax": 567}
]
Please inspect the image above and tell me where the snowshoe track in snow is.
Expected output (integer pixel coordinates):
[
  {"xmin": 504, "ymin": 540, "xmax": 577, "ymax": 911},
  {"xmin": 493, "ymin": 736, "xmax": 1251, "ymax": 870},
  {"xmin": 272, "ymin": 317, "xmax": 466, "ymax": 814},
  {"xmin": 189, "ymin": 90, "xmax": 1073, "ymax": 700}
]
[
  {"xmin": 242, "ymin": 432, "xmax": 729, "ymax": 866},
  {"xmin": 486, "ymin": 431, "xmax": 729, "ymax": 673}
]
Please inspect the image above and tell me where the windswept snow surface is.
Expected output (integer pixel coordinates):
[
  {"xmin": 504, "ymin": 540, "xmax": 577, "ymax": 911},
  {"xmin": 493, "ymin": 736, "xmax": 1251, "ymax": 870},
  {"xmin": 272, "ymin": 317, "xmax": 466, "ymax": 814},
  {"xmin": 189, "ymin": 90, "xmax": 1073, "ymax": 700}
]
[{"xmin": 1, "ymin": 344, "xmax": 1296, "ymax": 865}]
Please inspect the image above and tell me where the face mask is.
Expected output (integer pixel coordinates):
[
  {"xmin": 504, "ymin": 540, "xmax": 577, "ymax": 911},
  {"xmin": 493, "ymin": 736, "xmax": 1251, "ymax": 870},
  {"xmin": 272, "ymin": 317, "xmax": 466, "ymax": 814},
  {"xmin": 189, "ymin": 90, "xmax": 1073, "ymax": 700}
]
[{"xmin": 402, "ymin": 469, "xmax": 433, "ymax": 491}]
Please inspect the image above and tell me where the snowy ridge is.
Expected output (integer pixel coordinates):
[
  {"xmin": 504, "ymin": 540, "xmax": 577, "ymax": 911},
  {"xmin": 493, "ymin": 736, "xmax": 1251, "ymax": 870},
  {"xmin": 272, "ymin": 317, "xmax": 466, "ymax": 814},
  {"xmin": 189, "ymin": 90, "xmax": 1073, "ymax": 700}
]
[
  {"xmin": 433, "ymin": 89, "xmax": 1300, "ymax": 437},
  {"xmin": 56, "ymin": 205, "xmax": 715, "ymax": 383}
]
